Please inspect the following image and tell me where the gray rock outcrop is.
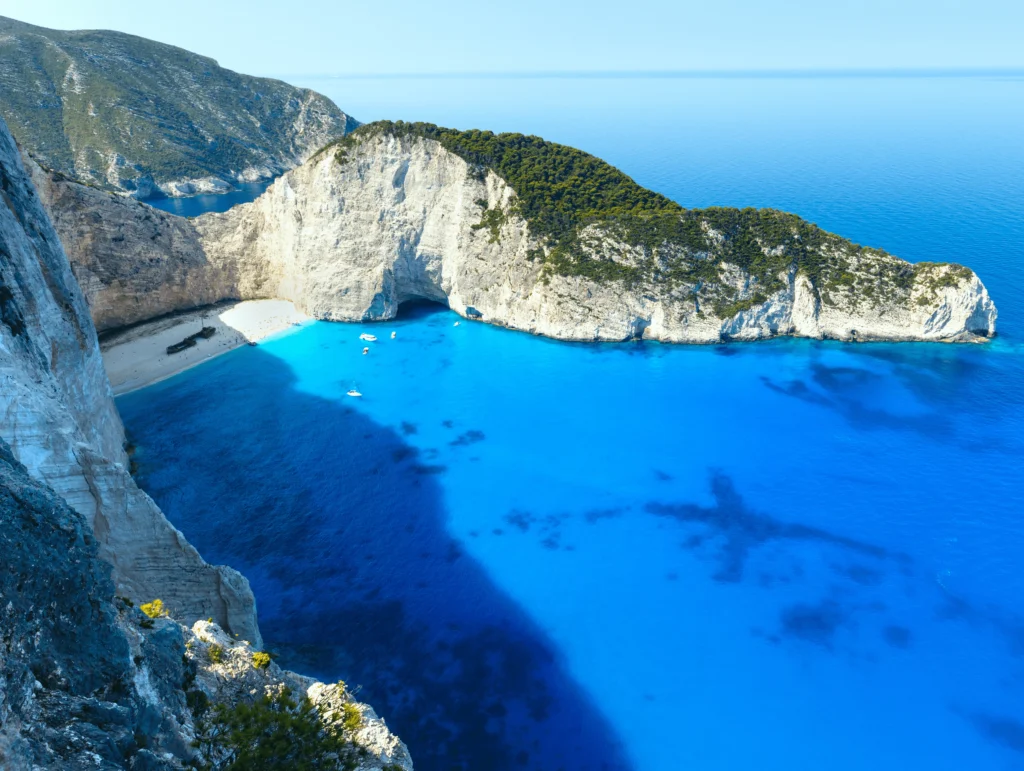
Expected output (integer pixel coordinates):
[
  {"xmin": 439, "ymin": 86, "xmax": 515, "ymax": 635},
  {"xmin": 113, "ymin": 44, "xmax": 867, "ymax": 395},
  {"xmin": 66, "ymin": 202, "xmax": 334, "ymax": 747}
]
[{"xmin": 0, "ymin": 439, "xmax": 411, "ymax": 769}]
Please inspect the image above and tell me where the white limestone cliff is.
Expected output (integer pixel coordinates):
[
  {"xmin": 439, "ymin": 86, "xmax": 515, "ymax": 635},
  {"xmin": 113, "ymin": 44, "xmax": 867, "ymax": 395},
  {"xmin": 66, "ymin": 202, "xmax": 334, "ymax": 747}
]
[
  {"xmin": 0, "ymin": 122, "xmax": 261, "ymax": 646},
  {"xmin": 35, "ymin": 131, "xmax": 996, "ymax": 344},
  {"xmin": 197, "ymin": 132, "xmax": 995, "ymax": 343},
  {"xmin": 1, "ymin": 114, "xmax": 411, "ymax": 769}
]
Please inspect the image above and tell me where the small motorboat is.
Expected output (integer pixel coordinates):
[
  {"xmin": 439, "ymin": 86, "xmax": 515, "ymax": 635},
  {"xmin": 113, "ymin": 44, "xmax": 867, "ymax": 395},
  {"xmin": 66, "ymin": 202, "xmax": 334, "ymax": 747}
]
[
  {"xmin": 346, "ymin": 389, "xmax": 362, "ymax": 397},
  {"xmin": 362, "ymin": 347, "xmax": 369, "ymax": 355},
  {"xmin": 390, "ymin": 331, "xmax": 397, "ymax": 339},
  {"xmin": 453, "ymin": 321, "xmax": 461, "ymax": 327},
  {"xmin": 359, "ymin": 333, "xmax": 378, "ymax": 342}
]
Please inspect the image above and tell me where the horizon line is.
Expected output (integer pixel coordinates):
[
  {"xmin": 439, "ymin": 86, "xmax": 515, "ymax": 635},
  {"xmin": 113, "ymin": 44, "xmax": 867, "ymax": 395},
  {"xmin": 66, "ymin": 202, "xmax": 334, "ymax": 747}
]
[{"xmin": 276, "ymin": 66, "xmax": 1024, "ymax": 81}]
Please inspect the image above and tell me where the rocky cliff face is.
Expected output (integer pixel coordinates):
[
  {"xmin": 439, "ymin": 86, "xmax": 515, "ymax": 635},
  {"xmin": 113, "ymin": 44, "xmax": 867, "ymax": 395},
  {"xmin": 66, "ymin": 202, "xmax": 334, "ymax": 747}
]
[
  {"xmin": 28, "ymin": 159, "xmax": 231, "ymax": 332},
  {"xmin": 1, "ymin": 116, "xmax": 411, "ymax": 768},
  {"xmin": 0, "ymin": 119, "xmax": 259, "ymax": 643},
  {"xmin": 195, "ymin": 130, "xmax": 996, "ymax": 343},
  {"xmin": 0, "ymin": 15, "xmax": 357, "ymax": 199},
  {"xmin": 0, "ymin": 440, "xmax": 411, "ymax": 770},
  {"xmin": 37, "ymin": 128, "xmax": 996, "ymax": 343}
]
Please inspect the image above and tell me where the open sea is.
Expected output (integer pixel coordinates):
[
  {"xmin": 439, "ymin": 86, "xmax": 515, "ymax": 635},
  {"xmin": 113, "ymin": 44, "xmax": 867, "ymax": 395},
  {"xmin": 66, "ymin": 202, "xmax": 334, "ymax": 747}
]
[{"xmin": 118, "ymin": 74, "xmax": 1024, "ymax": 770}]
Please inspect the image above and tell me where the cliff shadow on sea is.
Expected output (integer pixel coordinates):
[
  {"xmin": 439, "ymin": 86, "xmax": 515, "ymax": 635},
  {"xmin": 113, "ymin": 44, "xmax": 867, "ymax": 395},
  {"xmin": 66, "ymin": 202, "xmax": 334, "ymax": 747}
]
[{"xmin": 119, "ymin": 342, "xmax": 634, "ymax": 771}]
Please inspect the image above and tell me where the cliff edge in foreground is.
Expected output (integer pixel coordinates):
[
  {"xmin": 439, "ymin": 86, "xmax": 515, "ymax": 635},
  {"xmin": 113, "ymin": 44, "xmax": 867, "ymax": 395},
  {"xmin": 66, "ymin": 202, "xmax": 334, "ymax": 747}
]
[
  {"xmin": 0, "ymin": 440, "xmax": 410, "ymax": 770},
  {"xmin": 38, "ymin": 121, "xmax": 996, "ymax": 343},
  {"xmin": 0, "ymin": 115, "xmax": 258, "ymax": 645},
  {"xmin": 0, "ymin": 115, "xmax": 410, "ymax": 769}
]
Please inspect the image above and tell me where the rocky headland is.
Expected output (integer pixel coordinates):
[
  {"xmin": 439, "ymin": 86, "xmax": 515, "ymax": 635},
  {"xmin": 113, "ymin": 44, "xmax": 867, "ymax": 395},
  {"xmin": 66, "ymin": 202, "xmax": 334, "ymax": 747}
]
[{"xmin": 34, "ymin": 122, "xmax": 996, "ymax": 347}]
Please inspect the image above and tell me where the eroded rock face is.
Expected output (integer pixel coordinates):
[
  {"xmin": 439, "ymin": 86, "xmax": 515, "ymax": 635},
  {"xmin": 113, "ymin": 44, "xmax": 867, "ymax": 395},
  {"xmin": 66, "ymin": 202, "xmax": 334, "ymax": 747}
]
[
  {"xmin": 0, "ymin": 440, "xmax": 411, "ymax": 770},
  {"xmin": 0, "ymin": 118, "xmax": 259, "ymax": 644},
  {"xmin": 28, "ymin": 160, "xmax": 231, "ymax": 332},
  {"xmin": 2, "ymin": 112, "xmax": 412, "ymax": 768},
  {"xmin": 40, "ymin": 131, "xmax": 997, "ymax": 344},
  {"xmin": 198, "ymin": 133, "xmax": 997, "ymax": 343}
]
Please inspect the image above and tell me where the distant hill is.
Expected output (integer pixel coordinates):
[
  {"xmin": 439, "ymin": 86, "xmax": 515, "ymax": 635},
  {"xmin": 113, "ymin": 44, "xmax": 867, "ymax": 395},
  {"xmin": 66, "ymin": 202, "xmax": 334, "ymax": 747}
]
[{"xmin": 0, "ymin": 15, "xmax": 358, "ymax": 198}]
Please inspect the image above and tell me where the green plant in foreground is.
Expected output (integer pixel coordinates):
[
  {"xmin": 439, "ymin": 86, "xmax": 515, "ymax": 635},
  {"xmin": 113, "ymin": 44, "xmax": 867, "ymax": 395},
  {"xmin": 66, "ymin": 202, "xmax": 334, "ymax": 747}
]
[
  {"xmin": 251, "ymin": 652, "xmax": 272, "ymax": 670},
  {"xmin": 341, "ymin": 702, "xmax": 363, "ymax": 733},
  {"xmin": 208, "ymin": 644, "xmax": 224, "ymax": 664},
  {"xmin": 192, "ymin": 688, "xmax": 359, "ymax": 770},
  {"xmin": 140, "ymin": 599, "xmax": 167, "ymax": 619}
]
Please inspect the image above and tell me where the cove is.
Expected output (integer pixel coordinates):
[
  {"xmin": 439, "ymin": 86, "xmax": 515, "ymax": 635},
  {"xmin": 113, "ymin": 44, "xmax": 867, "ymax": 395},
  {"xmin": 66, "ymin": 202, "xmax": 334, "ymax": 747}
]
[
  {"xmin": 119, "ymin": 74, "xmax": 1024, "ymax": 770},
  {"xmin": 119, "ymin": 301, "xmax": 1024, "ymax": 771}
]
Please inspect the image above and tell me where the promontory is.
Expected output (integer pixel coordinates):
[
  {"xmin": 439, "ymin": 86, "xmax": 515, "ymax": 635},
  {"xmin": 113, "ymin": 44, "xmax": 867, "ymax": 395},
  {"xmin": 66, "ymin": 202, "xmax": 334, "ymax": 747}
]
[{"xmin": 35, "ymin": 121, "xmax": 997, "ymax": 344}]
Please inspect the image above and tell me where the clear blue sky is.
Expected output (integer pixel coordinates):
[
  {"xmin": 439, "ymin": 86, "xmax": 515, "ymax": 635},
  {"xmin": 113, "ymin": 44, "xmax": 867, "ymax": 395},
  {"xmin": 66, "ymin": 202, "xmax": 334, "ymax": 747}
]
[{"xmin": 3, "ymin": 0, "xmax": 1022, "ymax": 76}]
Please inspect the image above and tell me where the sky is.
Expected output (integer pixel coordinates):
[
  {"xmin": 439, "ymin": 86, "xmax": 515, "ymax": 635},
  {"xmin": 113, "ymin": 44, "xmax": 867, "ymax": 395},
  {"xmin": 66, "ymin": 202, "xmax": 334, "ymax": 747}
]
[{"xmin": 2, "ymin": 0, "xmax": 1023, "ymax": 77}]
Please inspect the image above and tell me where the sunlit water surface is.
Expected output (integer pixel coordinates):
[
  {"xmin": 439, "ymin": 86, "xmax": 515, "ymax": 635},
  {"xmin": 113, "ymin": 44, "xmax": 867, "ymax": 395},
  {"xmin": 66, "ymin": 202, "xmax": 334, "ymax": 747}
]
[{"xmin": 119, "ymin": 75, "xmax": 1024, "ymax": 771}]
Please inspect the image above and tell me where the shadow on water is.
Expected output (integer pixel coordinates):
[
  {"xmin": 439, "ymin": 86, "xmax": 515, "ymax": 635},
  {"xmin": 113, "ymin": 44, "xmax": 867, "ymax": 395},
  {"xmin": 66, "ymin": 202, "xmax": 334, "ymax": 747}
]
[
  {"xmin": 121, "ymin": 346, "xmax": 632, "ymax": 771},
  {"xmin": 645, "ymin": 472, "xmax": 909, "ymax": 584},
  {"xmin": 756, "ymin": 340, "xmax": 1024, "ymax": 454}
]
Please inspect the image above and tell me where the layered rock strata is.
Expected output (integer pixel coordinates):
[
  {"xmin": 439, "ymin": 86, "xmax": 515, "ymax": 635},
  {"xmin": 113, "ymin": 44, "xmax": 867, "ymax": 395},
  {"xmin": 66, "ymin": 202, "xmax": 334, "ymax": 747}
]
[{"xmin": 1, "ymin": 121, "xmax": 258, "ymax": 644}]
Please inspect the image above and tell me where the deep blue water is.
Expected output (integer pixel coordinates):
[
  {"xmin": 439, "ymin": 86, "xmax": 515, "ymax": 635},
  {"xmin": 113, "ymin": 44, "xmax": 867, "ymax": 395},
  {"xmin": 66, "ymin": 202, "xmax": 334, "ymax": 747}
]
[
  {"xmin": 118, "ymin": 76, "xmax": 1024, "ymax": 770},
  {"xmin": 145, "ymin": 179, "xmax": 273, "ymax": 217}
]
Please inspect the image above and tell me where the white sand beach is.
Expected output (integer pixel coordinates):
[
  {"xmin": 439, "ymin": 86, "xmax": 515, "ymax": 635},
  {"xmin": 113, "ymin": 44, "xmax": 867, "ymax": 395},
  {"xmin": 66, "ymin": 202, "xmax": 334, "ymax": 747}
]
[{"xmin": 101, "ymin": 300, "xmax": 312, "ymax": 395}]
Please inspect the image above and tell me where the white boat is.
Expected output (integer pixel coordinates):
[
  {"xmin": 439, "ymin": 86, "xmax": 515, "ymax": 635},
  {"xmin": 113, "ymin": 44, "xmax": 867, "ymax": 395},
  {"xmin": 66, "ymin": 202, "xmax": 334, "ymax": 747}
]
[
  {"xmin": 390, "ymin": 331, "xmax": 397, "ymax": 339},
  {"xmin": 346, "ymin": 389, "xmax": 362, "ymax": 397},
  {"xmin": 359, "ymin": 333, "xmax": 378, "ymax": 342},
  {"xmin": 453, "ymin": 321, "xmax": 461, "ymax": 327},
  {"xmin": 362, "ymin": 347, "xmax": 369, "ymax": 355}
]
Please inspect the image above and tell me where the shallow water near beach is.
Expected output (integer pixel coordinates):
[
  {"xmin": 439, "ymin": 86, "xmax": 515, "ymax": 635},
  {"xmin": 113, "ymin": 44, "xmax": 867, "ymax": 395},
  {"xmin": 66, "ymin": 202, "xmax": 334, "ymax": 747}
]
[{"xmin": 119, "ymin": 74, "xmax": 1024, "ymax": 770}]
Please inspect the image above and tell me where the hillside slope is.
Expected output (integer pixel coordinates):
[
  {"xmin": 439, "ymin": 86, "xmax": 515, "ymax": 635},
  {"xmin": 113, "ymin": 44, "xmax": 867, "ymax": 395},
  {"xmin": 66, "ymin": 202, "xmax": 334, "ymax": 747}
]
[{"xmin": 0, "ymin": 15, "xmax": 357, "ymax": 198}]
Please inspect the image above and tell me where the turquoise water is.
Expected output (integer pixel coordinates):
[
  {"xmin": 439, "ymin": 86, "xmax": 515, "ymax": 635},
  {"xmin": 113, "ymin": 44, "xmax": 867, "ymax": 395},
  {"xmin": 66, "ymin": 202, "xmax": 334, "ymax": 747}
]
[
  {"xmin": 146, "ymin": 180, "xmax": 273, "ymax": 217},
  {"xmin": 119, "ymin": 76, "xmax": 1024, "ymax": 770}
]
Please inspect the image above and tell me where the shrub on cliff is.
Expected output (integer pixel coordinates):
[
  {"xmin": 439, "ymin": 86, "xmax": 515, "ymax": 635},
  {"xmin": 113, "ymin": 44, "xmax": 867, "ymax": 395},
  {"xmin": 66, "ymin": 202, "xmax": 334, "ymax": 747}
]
[
  {"xmin": 192, "ymin": 688, "xmax": 361, "ymax": 770},
  {"xmin": 252, "ymin": 652, "xmax": 272, "ymax": 670},
  {"xmin": 140, "ymin": 599, "xmax": 168, "ymax": 619},
  {"xmin": 341, "ymin": 702, "xmax": 363, "ymax": 733}
]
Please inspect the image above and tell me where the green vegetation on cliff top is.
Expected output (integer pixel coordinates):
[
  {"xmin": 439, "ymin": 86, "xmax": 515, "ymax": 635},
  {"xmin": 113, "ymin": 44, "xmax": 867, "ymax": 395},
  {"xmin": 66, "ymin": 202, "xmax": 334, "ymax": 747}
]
[
  {"xmin": 0, "ymin": 15, "xmax": 358, "ymax": 195},
  {"xmin": 334, "ymin": 121, "xmax": 970, "ymax": 303}
]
